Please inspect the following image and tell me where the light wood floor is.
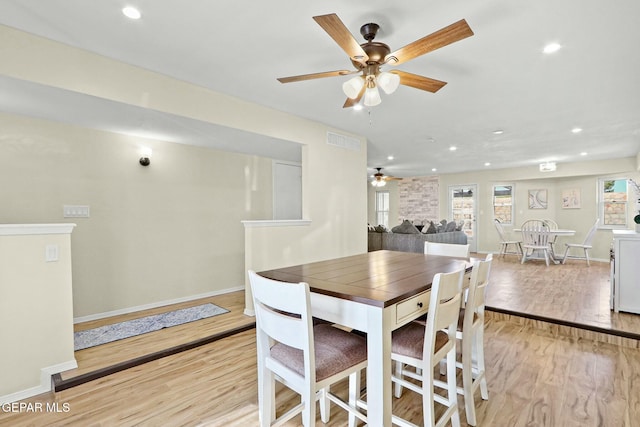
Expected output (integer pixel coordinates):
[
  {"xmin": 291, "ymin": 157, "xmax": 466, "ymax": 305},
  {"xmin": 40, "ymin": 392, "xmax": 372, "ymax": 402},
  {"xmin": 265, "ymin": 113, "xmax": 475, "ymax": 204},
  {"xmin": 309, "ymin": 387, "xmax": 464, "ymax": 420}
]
[
  {"xmin": 2, "ymin": 255, "xmax": 640, "ymax": 426},
  {"xmin": 487, "ymin": 255, "xmax": 640, "ymax": 337},
  {"xmin": 2, "ymin": 315, "xmax": 639, "ymax": 426},
  {"xmin": 62, "ymin": 291, "xmax": 255, "ymax": 378}
]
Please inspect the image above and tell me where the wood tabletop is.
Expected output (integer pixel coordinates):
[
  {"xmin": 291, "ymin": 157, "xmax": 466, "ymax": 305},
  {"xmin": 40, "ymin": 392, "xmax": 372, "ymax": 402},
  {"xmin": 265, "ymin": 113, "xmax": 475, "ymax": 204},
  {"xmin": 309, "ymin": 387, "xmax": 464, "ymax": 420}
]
[{"xmin": 258, "ymin": 250, "xmax": 473, "ymax": 308}]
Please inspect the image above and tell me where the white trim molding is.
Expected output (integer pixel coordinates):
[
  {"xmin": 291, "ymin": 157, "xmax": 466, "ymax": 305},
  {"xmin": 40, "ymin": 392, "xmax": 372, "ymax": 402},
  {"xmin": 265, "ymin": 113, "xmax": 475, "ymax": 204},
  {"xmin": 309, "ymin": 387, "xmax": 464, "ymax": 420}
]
[
  {"xmin": 0, "ymin": 223, "xmax": 76, "ymax": 236},
  {"xmin": 0, "ymin": 359, "xmax": 77, "ymax": 405},
  {"xmin": 73, "ymin": 286, "xmax": 244, "ymax": 324}
]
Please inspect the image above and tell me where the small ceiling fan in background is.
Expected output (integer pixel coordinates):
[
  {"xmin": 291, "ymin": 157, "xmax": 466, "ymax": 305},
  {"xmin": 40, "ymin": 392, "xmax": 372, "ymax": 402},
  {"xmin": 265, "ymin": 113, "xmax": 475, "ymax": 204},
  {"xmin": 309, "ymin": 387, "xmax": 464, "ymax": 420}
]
[
  {"xmin": 371, "ymin": 167, "xmax": 401, "ymax": 187},
  {"xmin": 278, "ymin": 13, "xmax": 473, "ymax": 108}
]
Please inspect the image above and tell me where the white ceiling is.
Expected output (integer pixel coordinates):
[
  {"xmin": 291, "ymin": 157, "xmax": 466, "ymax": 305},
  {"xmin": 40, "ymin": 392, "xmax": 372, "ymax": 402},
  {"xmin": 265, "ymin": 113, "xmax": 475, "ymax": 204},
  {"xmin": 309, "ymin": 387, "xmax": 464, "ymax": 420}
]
[{"xmin": 0, "ymin": 0, "xmax": 639, "ymax": 176}]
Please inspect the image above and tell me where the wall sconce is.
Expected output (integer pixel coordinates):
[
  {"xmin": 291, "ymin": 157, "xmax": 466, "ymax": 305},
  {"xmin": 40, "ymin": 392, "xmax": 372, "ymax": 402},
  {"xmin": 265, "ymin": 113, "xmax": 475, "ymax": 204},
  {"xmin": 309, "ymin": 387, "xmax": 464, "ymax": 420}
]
[{"xmin": 139, "ymin": 147, "xmax": 152, "ymax": 166}]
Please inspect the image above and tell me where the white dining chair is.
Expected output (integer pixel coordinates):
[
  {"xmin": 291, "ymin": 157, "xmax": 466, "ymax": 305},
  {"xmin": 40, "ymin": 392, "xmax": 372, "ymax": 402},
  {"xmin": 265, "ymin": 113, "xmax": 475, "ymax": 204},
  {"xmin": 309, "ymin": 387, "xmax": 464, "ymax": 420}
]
[
  {"xmin": 562, "ymin": 218, "xmax": 600, "ymax": 266},
  {"xmin": 493, "ymin": 219, "xmax": 522, "ymax": 257},
  {"xmin": 521, "ymin": 219, "xmax": 548, "ymax": 229},
  {"xmin": 248, "ymin": 270, "xmax": 368, "ymax": 427},
  {"xmin": 521, "ymin": 225, "xmax": 552, "ymax": 266},
  {"xmin": 452, "ymin": 253, "xmax": 493, "ymax": 426},
  {"xmin": 542, "ymin": 219, "xmax": 559, "ymax": 255},
  {"xmin": 424, "ymin": 241, "xmax": 470, "ymax": 258},
  {"xmin": 391, "ymin": 268, "xmax": 465, "ymax": 427}
]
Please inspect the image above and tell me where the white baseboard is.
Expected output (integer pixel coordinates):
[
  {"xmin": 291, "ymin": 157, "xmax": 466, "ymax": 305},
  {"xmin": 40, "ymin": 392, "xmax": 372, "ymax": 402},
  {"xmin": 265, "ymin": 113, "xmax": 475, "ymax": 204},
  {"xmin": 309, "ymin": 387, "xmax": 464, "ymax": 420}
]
[
  {"xmin": 243, "ymin": 308, "xmax": 255, "ymax": 317},
  {"xmin": 73, "ymin": 286, "xmax": 244, "ymax": 324},
  {"xmin": 0, "ymin": 359, "xmax": 77, "ymax": 405}
]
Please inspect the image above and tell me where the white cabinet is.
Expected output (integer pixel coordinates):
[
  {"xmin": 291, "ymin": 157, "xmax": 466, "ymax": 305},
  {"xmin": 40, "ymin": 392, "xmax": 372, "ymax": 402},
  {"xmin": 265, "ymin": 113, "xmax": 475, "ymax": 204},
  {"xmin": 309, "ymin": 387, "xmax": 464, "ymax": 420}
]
[{"xmin": 612, "ymin": 230, "xmax": 640, "ymax": 314}]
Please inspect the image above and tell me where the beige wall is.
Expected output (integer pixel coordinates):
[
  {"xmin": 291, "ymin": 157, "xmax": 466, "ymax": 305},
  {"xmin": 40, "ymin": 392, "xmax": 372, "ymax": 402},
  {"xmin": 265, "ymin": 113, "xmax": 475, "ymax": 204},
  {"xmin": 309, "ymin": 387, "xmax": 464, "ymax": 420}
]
[
  {"xmin": 441, "ymin": 158, "xmax": 640, "ymax": 261},
  {"xmin": 369, "ymin": 158, "xmax": 640, "ymax": 261},
  {"xmin": 0, "ymin": 24, "xmax": 367, "ymax": 319},
  {"xmin": 0, "ymin": 113, "xmax": 274, "ymax": 317},
  {"xmin": 0, "ymin": 227, "xmax": 76, "ymax": 401}
]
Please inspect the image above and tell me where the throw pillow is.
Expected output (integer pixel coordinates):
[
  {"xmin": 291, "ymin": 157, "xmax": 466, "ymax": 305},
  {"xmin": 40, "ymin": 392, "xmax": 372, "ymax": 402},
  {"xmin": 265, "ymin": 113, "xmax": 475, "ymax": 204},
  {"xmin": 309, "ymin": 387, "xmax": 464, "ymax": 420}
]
[
  {"xmin": 445, "ymin": 221, "xmax": 457, "ymax": 232},
  {"xmin": 391, "ymin": 220, "xmax": 420, "ymax": 234},
  {"xmin": 423, "ymin": 221, "xmax": 437, "ymax": 234},
  {"xmin": 374, "ymin": 225, "xmax": 387, "ymax": 233}
]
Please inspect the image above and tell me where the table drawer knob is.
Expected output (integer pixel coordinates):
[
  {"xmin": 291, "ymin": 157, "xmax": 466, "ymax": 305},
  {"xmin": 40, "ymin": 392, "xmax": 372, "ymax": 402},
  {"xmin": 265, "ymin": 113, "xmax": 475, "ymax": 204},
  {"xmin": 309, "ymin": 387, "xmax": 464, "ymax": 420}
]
[{"xmin": 417, "ymin": 302, "xmax": 423, "ymax": 308}]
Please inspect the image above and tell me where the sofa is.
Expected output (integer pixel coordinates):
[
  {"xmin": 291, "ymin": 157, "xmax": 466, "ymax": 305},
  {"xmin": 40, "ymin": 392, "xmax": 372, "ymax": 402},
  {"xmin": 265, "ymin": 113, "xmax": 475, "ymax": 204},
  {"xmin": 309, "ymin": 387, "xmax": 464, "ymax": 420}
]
[{"xmin": 368, "ymin": 230, "xmax": 468, "ymax": 253}]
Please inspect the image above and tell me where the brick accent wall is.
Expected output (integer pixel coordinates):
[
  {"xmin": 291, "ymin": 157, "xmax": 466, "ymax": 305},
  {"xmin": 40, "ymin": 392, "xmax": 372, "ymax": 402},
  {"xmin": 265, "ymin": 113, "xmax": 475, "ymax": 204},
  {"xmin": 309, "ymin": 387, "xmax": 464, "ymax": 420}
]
[{"xmin": 398, "ymin": 176, "xmax": 439, "ymax": 225}]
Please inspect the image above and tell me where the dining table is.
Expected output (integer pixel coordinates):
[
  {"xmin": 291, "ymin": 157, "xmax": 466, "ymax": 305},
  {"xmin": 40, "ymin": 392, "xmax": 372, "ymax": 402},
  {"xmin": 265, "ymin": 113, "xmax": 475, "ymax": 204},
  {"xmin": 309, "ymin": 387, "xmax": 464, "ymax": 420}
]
[
  {"xmin": 257, "ymin": 249, "xmax": 474, "ymax": 426},
  {"xmin": 514, "ymin": 228, "xmax": 576, "ymax": 263}
]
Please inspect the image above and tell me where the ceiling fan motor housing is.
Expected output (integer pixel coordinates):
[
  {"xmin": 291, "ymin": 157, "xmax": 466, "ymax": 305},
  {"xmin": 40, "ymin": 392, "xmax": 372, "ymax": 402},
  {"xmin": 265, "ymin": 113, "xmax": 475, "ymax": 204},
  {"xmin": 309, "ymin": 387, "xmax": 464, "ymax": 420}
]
[{"xmin": 360, "ymin": 22, "xmax": 380, "ymax": 41}]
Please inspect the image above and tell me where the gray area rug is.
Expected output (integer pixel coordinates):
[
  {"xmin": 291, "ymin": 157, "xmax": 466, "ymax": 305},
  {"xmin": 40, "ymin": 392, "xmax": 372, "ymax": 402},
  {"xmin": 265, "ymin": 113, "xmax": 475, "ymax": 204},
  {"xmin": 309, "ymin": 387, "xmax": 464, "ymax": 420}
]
[{"xmin": 74, "ymin": 303, "xmax": 229, "ymax": 351}]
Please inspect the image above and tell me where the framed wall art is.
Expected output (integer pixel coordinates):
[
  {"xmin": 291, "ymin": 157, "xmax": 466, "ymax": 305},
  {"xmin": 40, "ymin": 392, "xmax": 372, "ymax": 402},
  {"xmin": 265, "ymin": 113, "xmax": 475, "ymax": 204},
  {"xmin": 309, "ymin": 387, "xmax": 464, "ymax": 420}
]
[
  {"xmin": 528, "ymin": 189, "xmax": 548, "ymax": 209},
  {"xmin": 562, "ymin": 188, "xmax": 581, "ymax": 209}
]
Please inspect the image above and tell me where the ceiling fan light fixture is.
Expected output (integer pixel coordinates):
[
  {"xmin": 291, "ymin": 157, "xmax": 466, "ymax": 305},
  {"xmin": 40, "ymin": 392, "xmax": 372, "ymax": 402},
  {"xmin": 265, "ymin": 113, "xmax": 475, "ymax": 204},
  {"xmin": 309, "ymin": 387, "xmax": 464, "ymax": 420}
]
[
  {"xmin": 371, "ymin": 179, "xmax": 386, "ymax": 187},
  {"xmin": 377, "ymin": 71, "xmax": 400, "ymax": 94},
  {"xmin": 364, "ymin": 85, "xmax": 382, "ymax": 107},
  {"xmin": 342, "ymin": 76, "xmax": 364, "ymax": 99}
]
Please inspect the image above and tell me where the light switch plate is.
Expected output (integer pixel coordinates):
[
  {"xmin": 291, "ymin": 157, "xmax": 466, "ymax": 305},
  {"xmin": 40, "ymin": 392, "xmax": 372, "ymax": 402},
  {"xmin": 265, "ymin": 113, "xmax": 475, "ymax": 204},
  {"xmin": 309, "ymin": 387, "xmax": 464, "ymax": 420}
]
[
  {"xmin": 63, "ymin": 205, "xmax": 90, "ymax": 218},
  {"xmin": 45, "ymin": 244, "xmax": 59, "ymax": 262}
]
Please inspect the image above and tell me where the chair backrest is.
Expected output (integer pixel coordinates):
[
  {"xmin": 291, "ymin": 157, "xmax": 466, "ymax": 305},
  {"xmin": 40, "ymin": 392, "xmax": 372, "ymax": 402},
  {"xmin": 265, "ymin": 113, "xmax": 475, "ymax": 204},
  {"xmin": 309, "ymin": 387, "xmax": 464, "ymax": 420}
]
[
  {"xmin": 424, "ymin": 241, "xmax": 470, "ymax": 258},
  {"xmin": 464, "ymin": 255, "xmax": 493, "ymax": 330},
  {"xmin": 542, "ymin": 219, "xmax": 558, "ymax": 230},
  {"xmin": 493, "ymin": 219, "xmax": 507, "ymax": 241},
  {"xmin": 583, "ymin": 218, "xmax": 600, "ymax": 246},
  {"xmin": 521, "ymin": 219, "xmax": 548, "ymax": 229},
  {"xmin": 521, "ymin": 226, "xmax": 551, "ymax": 247},
  {"xmin": 248, "ymin": 270, "xmax": 315, "ymax": 382},
  {"xmin": 424, "ymin": 269, "xmax": 464, "ymax": 353}
]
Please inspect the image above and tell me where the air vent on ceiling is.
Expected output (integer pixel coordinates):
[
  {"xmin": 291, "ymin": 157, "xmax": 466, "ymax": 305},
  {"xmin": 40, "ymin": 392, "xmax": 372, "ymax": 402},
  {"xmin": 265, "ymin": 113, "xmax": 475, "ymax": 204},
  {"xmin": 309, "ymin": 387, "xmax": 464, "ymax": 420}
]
[{"xmin": 326, "ymin": 132, "xmax": 361, "ymax": 152}]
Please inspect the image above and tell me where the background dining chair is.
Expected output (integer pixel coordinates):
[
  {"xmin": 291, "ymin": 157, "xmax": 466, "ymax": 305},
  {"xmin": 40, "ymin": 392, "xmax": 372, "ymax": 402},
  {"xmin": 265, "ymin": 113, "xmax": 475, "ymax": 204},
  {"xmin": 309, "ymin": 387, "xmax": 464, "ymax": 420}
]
[
  {"xmin": 542, "ymin": 218, "xmax": 559, "ymax": 255},
  {"xmin": 521, "ymin": 219, "xmax": 548, "ymax": 229},
  {"xmin": 562, "ymin": 218, "xmax": 600, "ymax": 266},
  {"xmin": 391, "ymin": 269, "xmax": 464, "ymax": 427},
  {"xmin": 521, "ymin": 225, "xmax": 552, "ymax": 266},
  {"xmin": 493, "ymin": 219, "xmax": 522, "ymax": 257},
  {"xmin": 248, "ymin": 270, "xmax": 368, "ymax": 427},
  {"xmin": 425, "ymin": 241, "xmax": 471, "ymax": 258}
]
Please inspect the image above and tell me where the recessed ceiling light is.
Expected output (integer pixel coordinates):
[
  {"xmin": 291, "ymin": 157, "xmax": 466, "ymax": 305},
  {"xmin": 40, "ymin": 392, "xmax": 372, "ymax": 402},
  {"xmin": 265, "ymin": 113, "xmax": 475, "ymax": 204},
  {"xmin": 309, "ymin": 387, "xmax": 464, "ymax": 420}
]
[
  {"xmin": 572, "ymin": 127, "xmax": 583, "ymax": 133},
  {"xmin": 449, "ymin": 146, "xmax": 457, "ymax": 151},
  {"xmin": 543, "ymin": 42, "xmax": 561, "ymax": 54},
  {"xmin": 122, "ymin": 6, "xmax": 141, "ymax": 20},
  {"xmin": 484, "ymin": 162, "xmax": 491, "ymax": 166},
  {"xmin": 431, "ymin": 168, "xmax": 437, "ymax": 172},
  {"xmin": 580, "ymin": 152, "xmax": 588, "ymax": 156},
  {"xmin": 492, "ymin": 130, "xmax": 503, "ymax": 135},
  {"xmin": 387, "ymin": 155, "xmax": 394, "ymax": 161}
]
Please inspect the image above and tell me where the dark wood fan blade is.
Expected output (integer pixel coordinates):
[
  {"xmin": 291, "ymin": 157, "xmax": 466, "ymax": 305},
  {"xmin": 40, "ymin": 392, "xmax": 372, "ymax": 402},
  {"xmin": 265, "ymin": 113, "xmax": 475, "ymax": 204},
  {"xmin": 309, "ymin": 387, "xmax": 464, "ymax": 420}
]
[
  {"xmin": 385, "ymin": 19, "xmax": 473, "ymax": 65},
  {"xmin": 277, "ymin": 70, "xmax": 354, "ymax": 83},
  {"xmin": 313, "ymin": 14, "xmax": 369, "ymax": 63},
  {"xmin": 343, "ymin": 84, "xmax": 366, "ymax": 108},
  {"xmin": 393, "ymin": 70, "xmax": 447, "ymax": 93}
]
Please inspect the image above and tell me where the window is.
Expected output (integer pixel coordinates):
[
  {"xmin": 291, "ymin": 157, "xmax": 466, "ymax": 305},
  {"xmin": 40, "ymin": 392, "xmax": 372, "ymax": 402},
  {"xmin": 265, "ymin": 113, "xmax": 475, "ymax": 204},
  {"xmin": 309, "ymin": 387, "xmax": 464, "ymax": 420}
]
[
  {"xmin": 493, "ymin": 185, "xmax": 514, "ymax": 225},
  {"xmin": 375, "ymin": 191, "xmax": 390, "ymax": 228},
  {"xmin": 599, "ymin": 178, "xmax": 629, "ymax": 228}
]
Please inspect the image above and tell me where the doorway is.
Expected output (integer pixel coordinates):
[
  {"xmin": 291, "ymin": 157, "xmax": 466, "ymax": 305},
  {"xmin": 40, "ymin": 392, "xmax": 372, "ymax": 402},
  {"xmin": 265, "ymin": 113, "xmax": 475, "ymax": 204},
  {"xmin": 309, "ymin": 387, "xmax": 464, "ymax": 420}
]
[
  {"xmin": 273, "ymin": 161, "xmax": 302, "ymax": 220},
  {"xmin": 448, "ymin": 184, "xmax": 477, "ymax": 253}
]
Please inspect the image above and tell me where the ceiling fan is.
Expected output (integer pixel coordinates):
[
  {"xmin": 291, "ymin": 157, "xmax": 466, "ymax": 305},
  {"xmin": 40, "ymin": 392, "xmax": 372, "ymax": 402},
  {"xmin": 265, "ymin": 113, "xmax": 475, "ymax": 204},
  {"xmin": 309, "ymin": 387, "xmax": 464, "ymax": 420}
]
[
  {"xmin": 371, "ymin": 167, "xmax": 401, "ymax": 187},
  {"xmin": 277, "ymin": 13, "xmax": 473, "ymax": 108}
]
